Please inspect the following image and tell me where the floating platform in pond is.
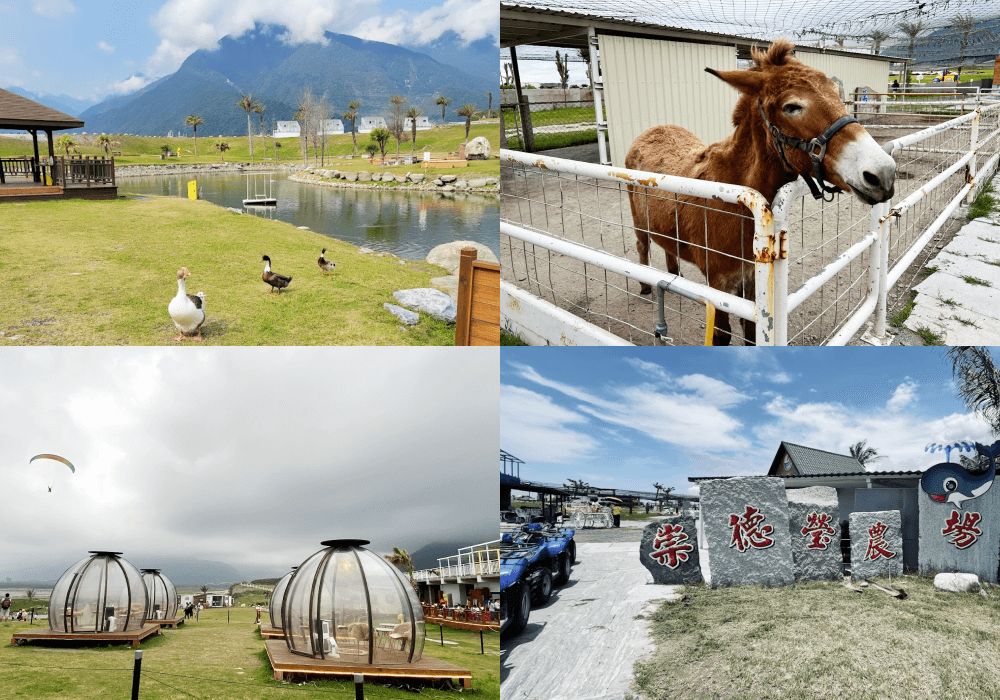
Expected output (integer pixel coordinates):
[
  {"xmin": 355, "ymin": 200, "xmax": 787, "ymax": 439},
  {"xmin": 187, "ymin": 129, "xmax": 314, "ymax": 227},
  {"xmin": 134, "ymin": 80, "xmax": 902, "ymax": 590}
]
[
  {"xmin": 243, "ymin": 197, "xmax": 277, "ymax": 206},
  {"xmin": 12, "ymin": 623, "xmax": 160, "ymax": 647},
  {"xmin": 264, "ymin": 639, "xmax": 472, "ymax": 687}
]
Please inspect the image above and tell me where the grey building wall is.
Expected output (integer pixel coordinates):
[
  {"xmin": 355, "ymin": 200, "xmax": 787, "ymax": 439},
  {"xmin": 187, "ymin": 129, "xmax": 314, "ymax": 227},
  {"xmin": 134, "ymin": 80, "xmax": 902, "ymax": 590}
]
[{"xmin": 919, "ymin": 479, "xmax": 1000, "ymax": 584}]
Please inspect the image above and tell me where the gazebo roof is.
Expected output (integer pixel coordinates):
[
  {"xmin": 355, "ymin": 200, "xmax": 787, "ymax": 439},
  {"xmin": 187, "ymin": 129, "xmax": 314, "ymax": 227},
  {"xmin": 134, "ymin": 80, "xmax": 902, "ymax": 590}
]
[{"xmin": 0, "ymin": 88, "xmax": 83, "ymax": 130}]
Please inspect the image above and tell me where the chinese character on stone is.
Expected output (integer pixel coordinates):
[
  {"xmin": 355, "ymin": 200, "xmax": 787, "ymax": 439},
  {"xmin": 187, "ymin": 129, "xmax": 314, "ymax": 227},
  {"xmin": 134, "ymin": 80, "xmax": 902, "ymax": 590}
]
[
  {"xmin": 800, "ymin": 511, "xmax": 836, "ymax": 550},
  {"xmin": 941, "ymin": 510, "xmax": 983, "ymax": 549},
  {"xmin": 728, "ymin": 505, "xmax": 774, "ymax": 552},
  {"xmin": 863, "ymin": 521, "xmax": 896, "ymax": 561},
  {"xmin": 649, "ymin": 523, "xmax": 695, "ymax": 569}
]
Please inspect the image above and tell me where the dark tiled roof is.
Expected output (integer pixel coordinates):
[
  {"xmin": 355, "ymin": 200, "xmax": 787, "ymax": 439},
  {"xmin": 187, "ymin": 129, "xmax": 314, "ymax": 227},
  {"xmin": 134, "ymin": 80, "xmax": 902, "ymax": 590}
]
[
  {"xmin": 0, "ymin": 88, "xmax": 83, "ymax": 130},
  {"xmin": 773, "ymin": 441, "xmax": 866, "ymax": 476}
]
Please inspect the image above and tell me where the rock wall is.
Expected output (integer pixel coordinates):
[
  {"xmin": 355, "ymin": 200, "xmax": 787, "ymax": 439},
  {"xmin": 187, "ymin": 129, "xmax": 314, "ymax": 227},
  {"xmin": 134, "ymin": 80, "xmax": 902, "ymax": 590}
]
[
  {"xmin": 700, "ymin": 477, "xmax": 794, "ymax": 589},
  {"xmin": 787, "ymin": 486, "xmax": 843, "ymax": 582},
  {"xmin": 918, "ymin": 475, "xmax": 1000, "ymax": 584},
  {"xmin": 849, "ymin": 510, "xmax": 903, "ymax": 580},
  {"xmin": 639, "ymin": 515, "xmax": 702, "ymax": 585}
]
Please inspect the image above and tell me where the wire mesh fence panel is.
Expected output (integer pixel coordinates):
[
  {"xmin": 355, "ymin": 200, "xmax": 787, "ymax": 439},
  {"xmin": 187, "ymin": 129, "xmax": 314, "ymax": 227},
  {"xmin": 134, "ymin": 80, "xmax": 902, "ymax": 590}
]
[
  {"xmin": 501, "ymin": 101, "xmax": 603, "ymax": 151},
  {"xmin": 500, "ymin": 157, "xmax": 757, "ymax": 346}
]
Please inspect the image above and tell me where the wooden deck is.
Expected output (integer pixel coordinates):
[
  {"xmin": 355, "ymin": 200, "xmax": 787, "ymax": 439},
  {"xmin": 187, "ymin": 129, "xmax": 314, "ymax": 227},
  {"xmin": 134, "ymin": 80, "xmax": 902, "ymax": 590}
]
[
  {"xmin": 12, "ymin": 623, "xmax": 160, "ymax": 648},
  {"xmin": 264, "ymin": 640, "xmax": 472, "ymax": 688},
  {"xmin": 425, "ymin": 616, "xmax": 499, "ymax": 632},
  {"xmin": 259, "ymin": 625, "xmax": 284, "ymax": 639},
  {"xmin": 0, "ymin": 179, "xmax": 117, "ymax": 202},
  {"xmin": 145, "ymin": 615, "xmax": 185, "ymax": 629}
]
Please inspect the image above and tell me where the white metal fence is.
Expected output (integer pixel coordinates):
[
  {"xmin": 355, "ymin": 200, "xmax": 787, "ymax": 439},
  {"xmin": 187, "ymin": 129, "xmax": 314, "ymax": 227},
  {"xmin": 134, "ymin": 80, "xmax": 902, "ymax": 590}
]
[
  {"xmin": 412, "ymin": 541, "xmax": 501, "ymax": 582},
  {"xmin": 500, "ymin": 100, "xmax": 1000, "ymax": 345}
]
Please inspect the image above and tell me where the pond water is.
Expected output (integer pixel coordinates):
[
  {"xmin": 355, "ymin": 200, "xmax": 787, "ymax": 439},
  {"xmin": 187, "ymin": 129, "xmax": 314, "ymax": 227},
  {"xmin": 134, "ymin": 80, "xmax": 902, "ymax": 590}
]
[{"xmin": 119, "ymin": 172, "xmax": 499, "ymax": 261}]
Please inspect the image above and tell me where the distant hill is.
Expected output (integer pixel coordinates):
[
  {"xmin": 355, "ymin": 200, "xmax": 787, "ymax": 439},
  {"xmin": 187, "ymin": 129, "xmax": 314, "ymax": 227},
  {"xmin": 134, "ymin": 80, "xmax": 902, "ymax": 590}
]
[
  {"xmin": 884, "ymin": 18, "xmax": 1000, "ymax": 67},
  {"xmin": 4, "ymin": 87, "xmax": 99, "ymax": 117},
  {"xmin": 75, "ymin": 25, "xmax": 493, "ymax": 137}
]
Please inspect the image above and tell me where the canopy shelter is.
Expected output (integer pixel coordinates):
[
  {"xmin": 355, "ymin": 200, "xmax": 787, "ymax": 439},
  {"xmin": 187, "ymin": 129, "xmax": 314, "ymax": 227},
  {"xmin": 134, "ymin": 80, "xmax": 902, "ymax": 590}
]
[{"xmin": 0, "ymin": 87, "xmax": 83, "ymax": 183}]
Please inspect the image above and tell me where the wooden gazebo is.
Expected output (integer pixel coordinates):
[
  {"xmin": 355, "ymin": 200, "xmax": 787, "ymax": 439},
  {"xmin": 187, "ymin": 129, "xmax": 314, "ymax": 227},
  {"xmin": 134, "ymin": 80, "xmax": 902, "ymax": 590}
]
[{"xmin": 0, "ymin": 87, "xmax": 116, "ymax": 200}]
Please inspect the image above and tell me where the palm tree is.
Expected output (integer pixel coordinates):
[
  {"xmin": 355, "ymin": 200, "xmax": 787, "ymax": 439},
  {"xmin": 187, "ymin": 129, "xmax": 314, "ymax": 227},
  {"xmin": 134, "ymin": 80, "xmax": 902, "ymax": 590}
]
[
  {"xmin": 364, "ymin": 143, "xmax": 378, "ymax": 159},
  {"xmin": 343, "ymin": 100, "xmax": 360, "ymax": 154},
  {"xmin": 253, "ymin": 102, "xmax": 266, "ymax": 161},
  {"xmin": 898, "ymin": 20, "xmax": 926, "ymax": 86},
  {"xmin": 849, "ymin": 439, "xmax": 884, "ymax": 466},
  {"xmin": 868, "ymin": 29, "xmax": 892, "ymax": 55},
  {"xmin": 486, "ymin": 91, "xmax": 493, "ymax": 118},
  {"xmin": 406, "ymin": 106, "xmax": 422, "ymax": 152},
  {"xmin": 214, "ymin": 140, "xmax": 230, "ymax": 163},
  {"xmin": 947, "ymin": 347, "xmax": 1000, "ymax": 435},
  {"xmin": 555, "ymin": 50, "xmax": 570, "ymax": 103},
  {"xmin": 946, "ymin": 14, "xmax": 995, "ymax": 80},
  {"xmin": 389, "ymin": 95, "xmax": 407, "ymax": 155},
  {"xmin": 200, "ymin": 585, "xmax": 209, "ymax": 595},
  {"xmin": 25, "ymin": 589, "xmax": 35, "ymax": 601},
  {"xmin": 236, "ymin": 93, "xmax": 256, "ymax": 163},
  {"xmin": 56, "ymin": 134, "xmax": 75, "ymax": 157},
  {"xmin": 184, "ymin": 115, "xmax": 204, "ymax": 156},
  {"xmin": 97, "ymin": 134, "xmax": 112, "ymax": 157},
  {"xmin": 436, "ymin": 95, "xmax": 451, "ymax": 125},
  {"xmin": 455, "ymin": 103, "xmax": 477, "ymax": 143},
  {"xmin": 370, "ymin": 127, "xmax": 391, "ymax": 162},
  {"xmin": 386, "ymin": 547, "xmax": 416, "ymax": 590}
]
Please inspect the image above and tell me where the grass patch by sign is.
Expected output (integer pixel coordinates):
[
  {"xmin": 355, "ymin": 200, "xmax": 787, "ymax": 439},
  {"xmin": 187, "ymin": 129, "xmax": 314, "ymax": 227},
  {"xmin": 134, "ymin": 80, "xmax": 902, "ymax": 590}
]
[
  {"xmin": 0, "ymin": 197, "xmax": 455, "ymax": 345},
  {"xmin": 633, "ymin": 575, "xmax": 1000, "ymax": 700}
]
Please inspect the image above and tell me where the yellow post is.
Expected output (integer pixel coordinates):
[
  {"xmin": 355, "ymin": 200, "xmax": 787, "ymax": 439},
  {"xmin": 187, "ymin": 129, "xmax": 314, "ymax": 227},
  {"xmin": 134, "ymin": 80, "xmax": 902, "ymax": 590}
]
[
  {"xmin": 45, "ymin": 174, "xmax": 52, "ymax": 186},
  {"xmin": 187, "ymin": 180, "xmax": 197, "ymax": 200}
]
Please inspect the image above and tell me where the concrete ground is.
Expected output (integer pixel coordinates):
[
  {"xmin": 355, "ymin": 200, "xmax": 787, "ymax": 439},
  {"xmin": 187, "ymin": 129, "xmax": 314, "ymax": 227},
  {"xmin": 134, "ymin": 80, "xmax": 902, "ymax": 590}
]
[
  {"xmin": 502, "ymin": 536, "xmax": 681, "ymax": 700},
  {"xmin": 903, "ymin": 211, "xmax": 1000, "ymax": 343}
]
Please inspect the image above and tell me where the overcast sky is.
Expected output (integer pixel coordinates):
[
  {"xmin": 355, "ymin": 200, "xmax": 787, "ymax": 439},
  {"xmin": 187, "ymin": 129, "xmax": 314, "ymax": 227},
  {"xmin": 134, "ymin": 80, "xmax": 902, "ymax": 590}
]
[
  {"xmin": 0, "ymin": 348, "xmax": 498, "ymax": 581},
  {"xmin": 502, "ymin": 348, "xmax": 995, "ymax": 497},
  {"xmin": 0, "ymin": 0, "xmax": 499, "ymax": 99}
]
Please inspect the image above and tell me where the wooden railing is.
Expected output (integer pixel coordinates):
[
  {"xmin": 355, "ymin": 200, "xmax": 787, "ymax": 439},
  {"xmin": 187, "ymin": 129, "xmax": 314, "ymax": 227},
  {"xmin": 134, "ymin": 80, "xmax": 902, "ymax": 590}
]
[
  {"xmin": 455, "ymin": 247, "xmax": 500, "ymax": 346},
  {"xmin": 52, "ymin": 155, "xmax": 116, "ymax": 188},
  {"xmin": 0, "ymin": 157, "xmax": 37, "ymax": 184}
]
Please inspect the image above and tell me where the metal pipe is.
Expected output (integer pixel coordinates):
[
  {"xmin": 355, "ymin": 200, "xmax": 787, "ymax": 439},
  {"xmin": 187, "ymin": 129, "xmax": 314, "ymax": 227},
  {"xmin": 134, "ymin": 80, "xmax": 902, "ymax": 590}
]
[
  {"xmin": 874, "ymin": 201, "xmax": 891, "ymax": 338},
  {"xmin": 500, "ymin": 149, "xmax": 768, "ymax": 207},
  {"xmin": 968, "ymin": 110, "xmax": 981, "ymax": 204},
  {"xmin": 786, "ymin": 230, "xmax": 879, "ymax": 312},
  {"xmin": 501, "ymin": 221, "xmax": 756, "ymax": 321},
  {"xmin": 587, "ymin": 27, "xmax": 610, "ymax": 166},
  {"xmin": 826, "ymin": 288, "xmax": 880, "ymax": 346},
  {"xmin": 887, "ymin": 151, "xmax": 974, "ymax": 218},
  {"xmin": 881, "ymin": 103, "xmax": 1000, "ymax": 153}
]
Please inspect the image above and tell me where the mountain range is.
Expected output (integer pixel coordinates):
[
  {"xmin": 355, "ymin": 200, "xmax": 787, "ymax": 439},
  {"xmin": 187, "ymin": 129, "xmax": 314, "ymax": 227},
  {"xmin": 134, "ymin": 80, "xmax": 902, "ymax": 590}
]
[
  {"xmin": 71, "ymin": 25, "xmax": 495, "ymax": 137},
  {"xmin": 5, "ymin": 87, "xmax": 98, "ymax": 117}
]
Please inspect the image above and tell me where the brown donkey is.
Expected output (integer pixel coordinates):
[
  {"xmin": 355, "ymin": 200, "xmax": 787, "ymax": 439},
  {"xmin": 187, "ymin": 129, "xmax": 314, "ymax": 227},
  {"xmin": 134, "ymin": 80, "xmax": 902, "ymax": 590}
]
[{"xmin": 625, "ymin": 40, "xmax": 895, "ymax": 345}]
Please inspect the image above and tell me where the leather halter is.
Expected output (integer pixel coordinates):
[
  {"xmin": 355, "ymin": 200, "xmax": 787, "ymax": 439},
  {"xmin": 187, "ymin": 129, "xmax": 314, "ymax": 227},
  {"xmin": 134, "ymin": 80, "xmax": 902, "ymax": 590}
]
[{"xmin": 757, "ymin": 100, "xmax": 859, "ymax": 202}]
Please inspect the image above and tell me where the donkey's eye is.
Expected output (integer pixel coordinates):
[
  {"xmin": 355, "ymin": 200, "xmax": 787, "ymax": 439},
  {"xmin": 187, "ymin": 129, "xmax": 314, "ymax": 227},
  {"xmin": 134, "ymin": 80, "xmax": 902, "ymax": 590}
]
[{"xmin": 783, "ymin": 103, "xmax": 804, "ymax": 115}]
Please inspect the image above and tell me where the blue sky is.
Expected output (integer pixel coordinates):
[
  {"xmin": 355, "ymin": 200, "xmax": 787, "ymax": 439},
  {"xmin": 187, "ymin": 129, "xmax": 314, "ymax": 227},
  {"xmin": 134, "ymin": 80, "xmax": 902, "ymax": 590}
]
[
  {"xmin": 501, "ymin": 348, "xmax": 997, "ymax": 497},
  {"xmin": 1, "ymin": 0, "xmax": 498, "ymax": 99}
]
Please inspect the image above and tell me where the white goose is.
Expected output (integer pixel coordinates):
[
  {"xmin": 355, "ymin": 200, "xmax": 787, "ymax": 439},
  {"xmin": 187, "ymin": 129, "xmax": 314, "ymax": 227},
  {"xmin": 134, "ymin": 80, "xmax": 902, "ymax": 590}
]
[{"xmin": 168, "ymin": 267, "xmax": 206, "ymax": 341}]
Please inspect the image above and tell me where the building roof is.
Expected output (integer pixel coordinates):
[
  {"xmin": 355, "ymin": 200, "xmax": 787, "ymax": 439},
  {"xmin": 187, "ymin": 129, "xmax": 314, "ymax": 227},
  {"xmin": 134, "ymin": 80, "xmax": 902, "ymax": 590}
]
[
  {"xmin": 500, "ymin": 3, "xmax": 904, "ymax": 62},
  {"xmin": 769, "ymin": 441, "xmax": 866, "ymax": 476},
  {"xmin": 0, "ymin": 88, "xmax": 83, "ymax": 131}
]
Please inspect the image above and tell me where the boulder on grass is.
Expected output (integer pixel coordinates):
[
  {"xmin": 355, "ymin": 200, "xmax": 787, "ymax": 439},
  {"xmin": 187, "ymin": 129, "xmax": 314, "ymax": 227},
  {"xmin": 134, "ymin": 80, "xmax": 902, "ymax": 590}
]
[
  {"xmin": 466, "ymin": 136, "xmax": 491, "ymax": 160},
  {"xmin": 393, "ymin": 288, "xmax": 457, "ymax": 323},
  {"xmin": 934, "ymin": 572, "xmax": 980, "ymax": 593},
  {"xmin": 426, "ymin": 241, "xmax": 498, "ymax": 274},
  {"xmin": 383, "ymin": 303, "xmax": 418, "ymax": 326}
]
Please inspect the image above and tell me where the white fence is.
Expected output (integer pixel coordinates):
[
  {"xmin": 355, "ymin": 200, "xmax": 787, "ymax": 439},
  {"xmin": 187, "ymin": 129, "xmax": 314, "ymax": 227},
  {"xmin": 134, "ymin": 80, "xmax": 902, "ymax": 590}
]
[
  {"xmin": 500, "ymin": 100, "xmax": 1000, "ymax": 345},
  {"xmin": 412, "ymin": 540, "xmax": 501, "ymax": 582}
]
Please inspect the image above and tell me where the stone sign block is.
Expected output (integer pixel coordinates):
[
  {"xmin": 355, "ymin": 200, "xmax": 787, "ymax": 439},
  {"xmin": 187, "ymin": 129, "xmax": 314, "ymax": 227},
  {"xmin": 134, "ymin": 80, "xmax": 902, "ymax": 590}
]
[
  {"xmin": 639, "ymin": 515, "xmax": 702, "ymax": 585},
  {"xmin": 786, "ymin": 486, "xmax": 842, "ymax": 582},
  {"xmin": 918, "ymin": 472, "xmax": 1000, "ymax": 585},
  {"xmin": 700, "ymin": 476, "xmax": 795, "ymax": 588},
  {"xmin": 849, "ymin": 510, "xmax": 902, "ymax": 580}
]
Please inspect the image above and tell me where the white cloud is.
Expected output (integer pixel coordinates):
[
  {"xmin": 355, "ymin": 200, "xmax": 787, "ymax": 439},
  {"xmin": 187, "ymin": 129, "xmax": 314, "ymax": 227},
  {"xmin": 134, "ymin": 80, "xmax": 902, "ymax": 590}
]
[
  {"xmin": 509, "ymin": 362, "xmax": 617, "ymax": 410},
  {"xmin": 886, "ymin": 381, "xmax": 918, "ymax": 412},
  {"xmin": 772, "ymin": 371, "xmax": 793, "ymax": 384},
  {"xmin": 32, "ymin": 0, "xmax": 74, "ymax": 16},
  {"xmin": 107, "ymin": 74, "xmax": 152, "ymax": 95},
  {"xmin": 0, "ymin": 47, "xmax": 25, "ymax": 86},
  {"xmin": 759, "ymin": 394, "xmax": 990, "ymax": 472},
  {"xmin": 675, "ymin": 373, "xmax": 750, "ymax": 409},
  {"xmin": 502, "ymin": 384, "xmax": 599, "ymax": 464},
  {"xmin": 98, "ymin": 41, "xmax": 115, "ymax": 53},
  {"xmin": 352, "ymin": 0, "xmax": 498, "ymax": 47},
  {"xmin": 623, "ymin": 357, "xmax": 669, "ymax": 382}
]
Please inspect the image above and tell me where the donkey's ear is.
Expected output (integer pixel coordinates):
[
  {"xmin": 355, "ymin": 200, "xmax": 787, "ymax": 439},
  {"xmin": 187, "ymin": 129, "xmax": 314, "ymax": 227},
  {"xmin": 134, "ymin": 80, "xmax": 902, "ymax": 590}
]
[{"xmin": 705, "ymin": 67, "xmax": 765, "ymax": 94}]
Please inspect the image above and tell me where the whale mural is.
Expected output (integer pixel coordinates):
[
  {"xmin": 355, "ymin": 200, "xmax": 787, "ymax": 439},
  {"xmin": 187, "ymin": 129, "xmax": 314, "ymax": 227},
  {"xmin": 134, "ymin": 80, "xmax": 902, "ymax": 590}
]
[{"xmin": 920, "ymin": 440, "xmax": 1000, "ymax": 509}]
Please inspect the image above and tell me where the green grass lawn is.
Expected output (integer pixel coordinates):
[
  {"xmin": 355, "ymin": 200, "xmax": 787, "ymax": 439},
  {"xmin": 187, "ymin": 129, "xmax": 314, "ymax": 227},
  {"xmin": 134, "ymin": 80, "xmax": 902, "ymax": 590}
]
[
  {"xmin": 0, "ymin": 196, "xmax": 456, "ymax": 345},
  {"xmin": 0, "ymin": 123, "xmax": 498, "ymax": 170},
  {"xmin": 0, "ymin": 608, "xmax": 499, "ymax": 699},
  {"xmin": 633, "ymin": 574, "xmax": 1000, "ymax": 700}
]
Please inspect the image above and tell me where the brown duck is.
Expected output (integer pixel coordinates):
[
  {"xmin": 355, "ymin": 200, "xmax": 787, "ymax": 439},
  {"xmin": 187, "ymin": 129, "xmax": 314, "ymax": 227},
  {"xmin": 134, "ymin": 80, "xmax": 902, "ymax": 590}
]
[{"xmin": 262, "ymin": 255, "xmax": 292, "ymax": 294}]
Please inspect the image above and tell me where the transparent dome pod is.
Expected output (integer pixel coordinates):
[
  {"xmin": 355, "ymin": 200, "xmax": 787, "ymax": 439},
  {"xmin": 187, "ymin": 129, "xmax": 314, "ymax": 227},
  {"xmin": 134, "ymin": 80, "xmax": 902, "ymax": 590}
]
[
  {"xmin": 269, "ymin": 567, "xmax": 296, "ymax": 631},
  {"xmin": 141, "ymin": 569, "xmax": 178, "ymax": 620},
  {"xmin": 48, "ymin": 552, "xmax": 149, "ymax": 633},
  {"xmin": 283, "ymin": 540, "xmax": 425, "ymax": 664}
]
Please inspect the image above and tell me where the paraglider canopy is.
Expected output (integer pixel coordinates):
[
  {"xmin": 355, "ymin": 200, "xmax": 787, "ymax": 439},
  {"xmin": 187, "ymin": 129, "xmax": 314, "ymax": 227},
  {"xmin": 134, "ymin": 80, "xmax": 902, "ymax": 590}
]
[{"xmin": 30, "ymin": 454, "xmax": 75, "ymax": 472}]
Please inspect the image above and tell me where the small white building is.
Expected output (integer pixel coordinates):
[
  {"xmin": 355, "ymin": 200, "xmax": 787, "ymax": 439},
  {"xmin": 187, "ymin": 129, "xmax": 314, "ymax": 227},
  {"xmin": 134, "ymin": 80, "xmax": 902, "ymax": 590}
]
[
  {"xmin": 403, "ymin": 116, "xmax": 432, "ymax": 131},
  {"xmin": 318, "ymin": 119, "xmax": 344, "ymax": 135},
  {"xmin": 273, "ymin": 121, "xmax": 300, "ymax": 138},
  {"xmin": 357, "ymin": 116, "xmax": 388, "ymax": 134}
]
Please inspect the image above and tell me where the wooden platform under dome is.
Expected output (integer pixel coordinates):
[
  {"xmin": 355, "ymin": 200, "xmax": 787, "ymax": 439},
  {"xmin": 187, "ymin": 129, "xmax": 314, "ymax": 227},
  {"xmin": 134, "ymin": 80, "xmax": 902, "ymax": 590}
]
[{"xmin": 11, "ymin": 623, "xmax": 160, "ymax": 647}]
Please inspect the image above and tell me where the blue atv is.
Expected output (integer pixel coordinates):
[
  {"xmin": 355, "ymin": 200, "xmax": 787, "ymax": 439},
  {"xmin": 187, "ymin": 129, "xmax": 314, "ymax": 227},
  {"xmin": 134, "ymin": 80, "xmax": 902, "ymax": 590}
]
[
  {"xmin": 499, "ymin": 533, "xmax": 554, "ymax": 638},
  {"xmin": 512, "ymin": 523, "xmax": 577, "ymax": 586}
]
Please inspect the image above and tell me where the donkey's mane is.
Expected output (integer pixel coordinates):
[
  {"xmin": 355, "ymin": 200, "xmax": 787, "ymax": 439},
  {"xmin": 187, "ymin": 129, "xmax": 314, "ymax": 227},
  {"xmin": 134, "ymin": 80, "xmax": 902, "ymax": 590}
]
[{"xmin": 750, "ymin": 40, "xmax": 798, "ymax": 70}]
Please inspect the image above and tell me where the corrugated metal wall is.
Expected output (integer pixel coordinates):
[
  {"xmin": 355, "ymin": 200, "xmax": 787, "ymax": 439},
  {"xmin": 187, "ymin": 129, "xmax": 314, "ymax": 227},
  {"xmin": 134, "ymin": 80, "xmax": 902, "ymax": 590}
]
[
  {"xmin": 796, "ymin": 51, "xmax": 891, "ymax": 100},
  {"xmin": 599, "ymin": 35, "xmax": 737, "ymax": 168}
]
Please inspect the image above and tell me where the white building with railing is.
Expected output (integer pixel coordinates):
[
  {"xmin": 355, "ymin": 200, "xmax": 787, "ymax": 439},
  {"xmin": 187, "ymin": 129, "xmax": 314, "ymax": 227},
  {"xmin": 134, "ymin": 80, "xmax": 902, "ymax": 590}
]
[{"xmin": 413, "ymin": 540, "xmax": 500, "ymax": 606}]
